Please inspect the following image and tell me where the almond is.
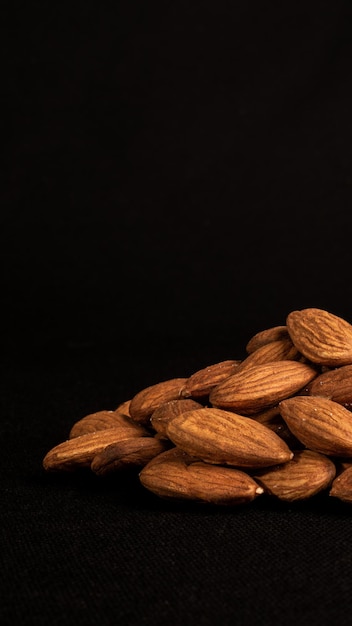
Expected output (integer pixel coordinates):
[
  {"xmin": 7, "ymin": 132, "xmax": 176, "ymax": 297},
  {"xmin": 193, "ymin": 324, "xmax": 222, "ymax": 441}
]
[
  {"xmin": 246, "ymin": 325, "xmax": 289, "ymax": 353},
  {"xmin": 304, "ymin": 364, "xmax": 352, "ymax": 409},
  {"xmin": 139, "ymin": 448, "xmax": 264, "ymax": 505},
  {"xmin": 91, "ymin": 436, "xmax": 170, "ymax": 475},
  {"xmin": 139, "ymin": 448, "xmax": 195, "ymax": 500},
  {"xmin": 129, "ymin": 378, "xmax": 188, "ymax": 424},
  {"xmin": 43, "ymin": 426, "xmax": 148, "ymax": 471},
  {"xmin": 329, "ymin": 466, "xmax": 352, "ymax": 503},
  {"xmin": 279, "ymin": 396, "xmax": 352, "ymax": 457},
  {"xmin": 254, "ymin": 449, "xmax": 336, "ymax": 501},
  {"xmin": 69, "ymin": 409, "xmax": 143, "ymax": 439},
  {"xmin": 150, "ymin": 398, "xmax": 203, "ymax": 437},
  {"xmin": 209, "ymin": 360, "xmax": 317, "ymax": 415},
  {"xmin": 114, "ymin": 399, "xmax": 132, "ymax": 416},
  {"xmin": 286, "ymin": 308, "xmax": 352, "ymax": 366},
  {"xmin": 235, "ymin": 338, "xmax": 300, "ymax": 374},
  {"xmin": 181, "ymin": 360, "xmax": 241, "ymax": 398},
  {"xmin": 166, "ymin": 407, "xmax": 293, "ymax": 468}
]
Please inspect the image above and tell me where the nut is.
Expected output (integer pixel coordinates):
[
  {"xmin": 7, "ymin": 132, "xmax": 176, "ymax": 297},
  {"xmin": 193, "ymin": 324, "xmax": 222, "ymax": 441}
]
[
  {"xmin": 279, "ymin": 395, "xmax": 352, "ymax": 457},
  {"xmin": 287, "ymin": 308, "xmax": 352, "ymax": 366},
  {"xmin": 69, "ymin": 409, "xmax": 141, "ymax": 439},
  {"xmin": 139, "ymin": 448, "xmax": 264, "ymax": 505},
  {"xmin": 209, "ymin": 360, "xmax": 317, "ymax": 415},
  {"xmin": 254, "ymin": 449, "xmax": 336, "ymax": 501},
  {"xmin": 329, "ymin": 466, "xmax": 352, "ymax": 503},
  {"xmin": 129, "ymin": 378, "xmax": 188, "ymax": 424},
  {"xmin": 166, "ymin": 407, "xmax": 293, "ymax": 468},
  {"xmin": 43, "ymin": 426, "xmax": 148, "ymax": 472},
  {"xmin": 150, "ymin": 398, "xmax": 203, "ymax": 437},
  {"xmin": 304, "ymin": 364, "xmax": 352, "ymax": 408},
  {"xmin": 246, "ymin": 325, "xmax": 290, "ymax": 353},
  {"xmin": 91, "ymin": 436, "xmax": 170, "ymax": 475},
  {"xmin": 234, "ymin": 338, "xmax": 301, "ymax": 373},
  {"xmin": 181, "ymin": 360, "xmax": 241, "ymax": 398}
]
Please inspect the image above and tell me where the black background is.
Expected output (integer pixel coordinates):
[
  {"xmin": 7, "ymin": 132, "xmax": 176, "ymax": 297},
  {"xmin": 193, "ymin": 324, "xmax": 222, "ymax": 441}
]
[{"xmin": 3, "ymin": 2, "xmax": 352, "ymax": 625}]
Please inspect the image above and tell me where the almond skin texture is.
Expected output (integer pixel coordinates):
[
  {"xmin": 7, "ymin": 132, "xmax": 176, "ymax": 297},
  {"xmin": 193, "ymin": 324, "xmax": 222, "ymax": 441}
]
[
  {"xmin": 150, "ymin": 399, "xmax": 203, "ymax": 437},
  {"xmin": 209, "ymin": 361, "xmax": 317, "ymax": 415},
  {"xmin": 254, "ymin": 449, "xmax": 336, "ymax": 501},
  {"xmin": 329, "ymin": 466, "xmax": 352, "ymax": 503},
  {"xmin": 279, "ymin": 396, "xmax": 352, "ymax": 457},
  {"xmin": 91, "ymin": 436, "xmax": 170, "ymax": 475},
  {"xmin": 166, "ymin": 407, "xmax": 293, "ymax": 468},
  {"xmin": 69, "ymin": 410, "xmax": 143, "ymax": 439},
  {"xmin": 139, "ymin": 448, "xmax": 196, "ymax": 500},
  {"xmin": 129, "ymin": 378, "xmax": 188, "ymax": 424},
  {"xmin": 43, "ymin": 426, "xmax": 148, "ymax": 471},
  {"xmin": 304, "ymin": 364, "xmax": 352, "ymax": 409},
  {"xmin": 139, "ymin": 448, "xmax": 264, "ymax": 505},
  {"xmin": 235, "ymin": 338, "xmax": 300, "ymax": 373},
  {"xmin": 287, "ymin": 308, "xmax": 352, "ymax": 366},
  {"xmin": 246, "ymin": 325, "xmax": 290, "ymax": 353},
  {"xmin": 181, "ymin": 360, "xmax": 241, "ymax": 398}
]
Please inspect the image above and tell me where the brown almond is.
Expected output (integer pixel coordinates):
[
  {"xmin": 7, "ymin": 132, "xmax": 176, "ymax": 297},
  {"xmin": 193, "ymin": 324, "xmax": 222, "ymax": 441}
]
[
  {"xmin": 43, "ymin": 426, "xmax": 148, "ymax": 472},
  {"xmin": 139, "ymin": 448, "xmax": 264, "ymax": 505},
  {"xmin": 114, "ymin": 399, "xmax": 132, "ymax": 416},
  {"xmin": 304, "ymin": 364, "xmax": 352, "ymax": 409},
  {"xmin": 91, "ymin": 436, "xmax": 170, "ymax": 476},
  {"xmin": 254, "ymin": 449, "xmax": 336, "ymax": 501},
  {"xmin": 150, "ymin": 399, "xmax": 203, "ymax": 437},
  {"xmin": 181, "ymin": 360, "xmax": 241, "ymax": 398},
  {"xmin": 166, "ymin": 407, "xmax": 293, "ymax": 468},
  {"xmin": 209, "ymin": 360, "xmax": 317, "ymax": 415},
  {"xmin": 235, "ymin": 338, "xmax": 301, "ymax": 374},
  {"xmin": 329, "ymin": 466, "xmax": 352, "ymax": 503},
  {"xmin": 246, "ymin": 325, "xmax": 289, "ymax": 353},
  {"xmin": 286, "ymin": 308, "xmax": 352, "ymax": 366},
  {"xmin": 69, "ymin": 410, "xmax": 144, "ymax": 439},
  {"xmin": 185, "ymin": 462, "xmax": 264, "ymax": 505},
  {"xmin": 279, "ymin": 396, "xmax": 352, "ymax": 457},
  {"xmin": 139, "ymin": 448, "xmax": 195, "ymax": 500},
  {"xmin": 129, "ymin": 378, "xmax": 188, "ymax": 424}
]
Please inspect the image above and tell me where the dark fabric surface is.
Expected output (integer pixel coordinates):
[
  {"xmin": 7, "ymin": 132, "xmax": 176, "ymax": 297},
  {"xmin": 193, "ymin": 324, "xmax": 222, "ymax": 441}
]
[{"xmin": 3, "ymin": 2, "xmax": 352, "ymax": 624}]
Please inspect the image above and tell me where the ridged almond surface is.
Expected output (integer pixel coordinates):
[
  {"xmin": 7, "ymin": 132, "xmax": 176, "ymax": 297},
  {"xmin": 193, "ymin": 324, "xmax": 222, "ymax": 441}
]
[
  {"xmin": 129, "ymin": 378, "xmax": 188, "ymax": 424},
  {"xmin": 91, "ymin": 436, "xmax": 169, "ymax": 475},
  {"xmin": 329, "ymin": 466, "xmax": 352, "ymax": 503},
  {"xmin": 235, "ymin": 338, "xmax": 300, "ymax": 373},
  {"xmin": 43, "ymin": 426, "xmax": 148, "ymax": 471},
  {"xmin": 150, "ymin": 399, "xmax": 203, "ymax": 437},
  {"xmin": 181, "ymin": 360, "xmax": 241, "ymax": 398},
  {"xmin": 139, "ymin": 448, "xmax": 263, "ymax": 505},
  {"xmin": 279, "ymin": 396, "xmax": 352, "ymax": 457},
  {"xmin": 209, "ymin": 361, "xmax": 317, "ymax": 415},
  {"xmin": 287, "ymin": 308, "xmax": 352, "ymax": 366},
  {"xmin": 304, "ymin": 364, "xmax": 352, "ymax": 408},
  {"xmin": 166, "ymin": 407, "xmax": 293, "ymax": 468},
  {"xmin": 254, "ymin": 449, "xmax": 336, "ymax": 501},
  {"xmin": 69, "ymin": 410, "xmax": 144, "ymax": 439},
  {"xmin": 246, "ymin": 325, "xmax": 289, "ymax": 353}
]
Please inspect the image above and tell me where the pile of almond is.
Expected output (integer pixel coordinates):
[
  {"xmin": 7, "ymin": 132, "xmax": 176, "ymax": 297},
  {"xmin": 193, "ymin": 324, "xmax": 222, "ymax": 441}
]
[{"xmin": 43, "ymin": 308, "xmax": 352, "ymax": 506}]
